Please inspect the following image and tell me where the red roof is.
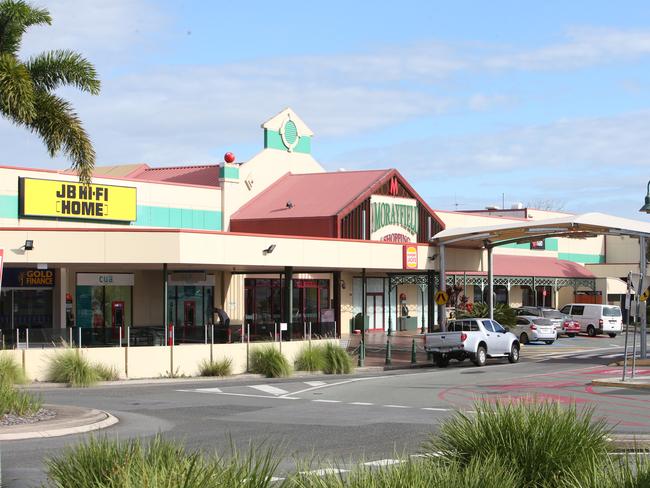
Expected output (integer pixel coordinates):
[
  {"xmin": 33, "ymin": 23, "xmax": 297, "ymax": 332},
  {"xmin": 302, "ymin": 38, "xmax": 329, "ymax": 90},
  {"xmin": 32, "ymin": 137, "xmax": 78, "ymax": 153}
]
[
  {"xmin": 453, "ymin": 255, "xmax": 595, "ymax": 278},
  {"xmin": 232, "ymin": 170, "xmax": 391, "ymax": 220},
  {"xmin": 131, "ymin": 165, "xmax": 220, "ymax": 187}
]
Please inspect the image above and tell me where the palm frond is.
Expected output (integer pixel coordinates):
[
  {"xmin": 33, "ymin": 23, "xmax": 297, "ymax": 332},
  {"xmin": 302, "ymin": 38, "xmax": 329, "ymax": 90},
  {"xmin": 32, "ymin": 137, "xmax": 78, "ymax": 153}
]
[
  {"xmin": 27, "ymin": 49, "xmax": 100, "ymax": 94},
  {"xmin": 0, "ymin": 52, "xmax": 34, "ymax": 121},
  {"xmin": 29, "ymin": 91, "xmax": 95, "ymax": 184},
  {"xmin": 0, "ymin": 0, "xmax": 51, "ymax": 55}
]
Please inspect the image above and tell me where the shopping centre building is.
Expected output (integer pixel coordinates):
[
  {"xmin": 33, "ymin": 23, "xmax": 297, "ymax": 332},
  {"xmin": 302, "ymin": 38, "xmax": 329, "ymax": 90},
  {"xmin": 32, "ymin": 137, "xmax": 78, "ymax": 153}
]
[{"xmin": 0, "ymin": 108, "xmax": 647, "ymax": 340}]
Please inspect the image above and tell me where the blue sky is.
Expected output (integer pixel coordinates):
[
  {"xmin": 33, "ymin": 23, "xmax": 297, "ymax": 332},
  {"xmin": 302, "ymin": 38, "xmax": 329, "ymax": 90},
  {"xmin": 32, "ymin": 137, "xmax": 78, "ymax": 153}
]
[{"xmin": 2, "ymin": 0, "xmax": 650, "ymax": 217}]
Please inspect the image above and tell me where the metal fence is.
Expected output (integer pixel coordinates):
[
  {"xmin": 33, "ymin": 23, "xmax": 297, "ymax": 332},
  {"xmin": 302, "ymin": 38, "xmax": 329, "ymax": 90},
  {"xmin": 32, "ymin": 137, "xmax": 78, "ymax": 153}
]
[{"xmin": 0, "ymin": 321, "xmax": 338, "ymax": 349}]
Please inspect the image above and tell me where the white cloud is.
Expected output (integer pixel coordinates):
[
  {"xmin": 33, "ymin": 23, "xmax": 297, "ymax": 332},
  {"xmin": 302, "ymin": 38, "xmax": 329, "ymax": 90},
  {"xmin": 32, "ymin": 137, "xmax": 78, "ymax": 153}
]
[
  {"xmin": 19, "ymin": 0, "xmax": 165, "ymax": 61},
  {"xmin": 483, "ymin": 27, "xmax": 650, "ymax": 71}
]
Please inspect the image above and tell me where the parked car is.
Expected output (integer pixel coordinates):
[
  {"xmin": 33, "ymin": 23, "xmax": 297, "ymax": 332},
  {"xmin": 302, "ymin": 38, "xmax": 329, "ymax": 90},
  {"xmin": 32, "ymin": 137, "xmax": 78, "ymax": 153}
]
[
  {"xmin": 423, "ymin": 318, "xmax": 520, "ymax": 367},
  {"xmin": 515, "ymin": 306, "xmax": 576, "ymax": 336},
  {"xmin": 559, "ymin": 303, "xmax": 623, "ymax": 337},
  {"xmin": 510, "ymin": 316, "xmax": 557, "ymax": 345}
]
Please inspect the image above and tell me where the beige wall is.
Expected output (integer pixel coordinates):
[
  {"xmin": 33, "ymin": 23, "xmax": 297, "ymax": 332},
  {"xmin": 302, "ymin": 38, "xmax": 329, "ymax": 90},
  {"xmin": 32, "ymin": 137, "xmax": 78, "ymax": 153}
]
[
  {"xmin": 606, "ymin": 235, "xmax": 640, "ymax": 264},
  {"xmin": 11, "ymin": 339, "xmax": 338, "ymax": 382},
  {"xmin": 509, "ymin": 286, "xmax": 524, "ymax": 308},
  {"xmin": 0, "ymin": 229, "xmax": 443, "ymax": 272}
]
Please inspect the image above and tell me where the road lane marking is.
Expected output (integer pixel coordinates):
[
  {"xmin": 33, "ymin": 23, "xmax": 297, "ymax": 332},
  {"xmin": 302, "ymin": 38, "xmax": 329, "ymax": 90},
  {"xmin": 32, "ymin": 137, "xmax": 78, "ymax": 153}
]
[
  {"xmin": 421, "ymin": 407, "xmax": 451, "ymax": 412},
  {"xmin": 383, "ymin": 404, "xmax": 411, "ymax": 409},
  {"xmin": 304, "ymin": 381, "xmax": 327, "ymax": 387},
  {"xmin": 176, "ymin": 389, "xmax": 299, "ymax": 400},
  {"xmin": 301, "ymin": 468, "xmax": 349, "ymax": 476},
  {"xmin": 349, "ymin": 402, "xmax": 373, "ymax": 406},
  {"xmin": 249, "ymin": 385, "xmax": 290, "ymax": 396},
  {"xmin": 312, "ymin": 399, "xmax": 341, "ymax": 403},
  {"xmin": 364, "ymin": 459, "xmax": 403, "ymax": 466},
  {"xmin": 602, "ymin": 354, "xmax": 623, "ymax": 359},
  {"xmin": 194, "ymin": 387, "xmax": 222, "ymax": 393}
]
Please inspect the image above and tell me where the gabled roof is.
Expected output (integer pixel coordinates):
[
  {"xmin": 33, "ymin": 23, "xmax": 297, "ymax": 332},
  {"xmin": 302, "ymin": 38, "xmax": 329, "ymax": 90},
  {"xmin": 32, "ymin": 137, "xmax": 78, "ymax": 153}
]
[
  {"xmin": 452, "ymin": 255, "xmax": 595, "ymax": 279},
  {"xmin": 262, "ymin": 107, "xmax": 314, "ymax": 136},
  {"xmin": 231, "ymin": 170, "xmax": 391, "ymax": 220},
  {"xmin": 132, "ymin": 165, "xmax": 220, "ymax": 187},
  {"xmin": 65, "ymin": 163, "xmax": 222, "ymax": 187}
]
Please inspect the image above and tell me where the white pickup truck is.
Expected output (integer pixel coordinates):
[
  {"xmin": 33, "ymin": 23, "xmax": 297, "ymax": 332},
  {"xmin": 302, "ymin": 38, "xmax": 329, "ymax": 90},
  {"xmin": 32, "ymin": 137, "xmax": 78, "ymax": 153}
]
[{"xmin": 423, "ymin": 318, "xmax": 520, "ymax": 367}]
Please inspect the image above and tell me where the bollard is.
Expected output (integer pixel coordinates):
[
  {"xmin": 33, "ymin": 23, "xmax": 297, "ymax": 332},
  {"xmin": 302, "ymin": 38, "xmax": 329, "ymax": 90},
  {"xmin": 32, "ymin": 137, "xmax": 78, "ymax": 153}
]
[
  {"xmin": 358, "ymin": 339, "xmax": 365, "ymax": 367},
  {"xmin": 411, "ymin": 338, "xmax": 417, "ymax": 364},
  {"xmin": 385, "ymin": 339, "xmax": 392, "ymax": 366}
]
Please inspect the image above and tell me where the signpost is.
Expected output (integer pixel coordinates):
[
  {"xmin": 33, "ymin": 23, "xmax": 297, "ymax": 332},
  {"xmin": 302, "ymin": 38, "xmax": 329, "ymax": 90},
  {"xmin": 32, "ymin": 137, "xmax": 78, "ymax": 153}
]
[
  {"xmin": 435, "ymin": 291, "xmax": 449, "ymax": 306},
  {"xmin": 0, "ymin": 249, "xmax": 4, "ymax": 294}
]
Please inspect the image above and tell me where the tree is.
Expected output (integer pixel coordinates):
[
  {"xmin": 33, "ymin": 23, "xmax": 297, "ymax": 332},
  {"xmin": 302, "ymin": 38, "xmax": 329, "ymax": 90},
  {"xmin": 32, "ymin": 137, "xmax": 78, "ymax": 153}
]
[
  {"xmin": 0, "ymin": 0, "xmax": 100, "ymax": 183},
  {"xmin": 525, "ymin": 199, "xmax": 566, "ymax": 211}
]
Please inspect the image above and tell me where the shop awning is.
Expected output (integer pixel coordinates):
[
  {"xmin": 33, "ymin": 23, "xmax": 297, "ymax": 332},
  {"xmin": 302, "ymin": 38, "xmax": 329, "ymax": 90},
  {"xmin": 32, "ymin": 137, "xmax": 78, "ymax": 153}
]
[
  {"xmin": 603, "ymin": 277, "xmax": 634, "ymax": 295},
  {"xmin": 451, "ymin": 254, "xmax": 595, "ymax": 279}
]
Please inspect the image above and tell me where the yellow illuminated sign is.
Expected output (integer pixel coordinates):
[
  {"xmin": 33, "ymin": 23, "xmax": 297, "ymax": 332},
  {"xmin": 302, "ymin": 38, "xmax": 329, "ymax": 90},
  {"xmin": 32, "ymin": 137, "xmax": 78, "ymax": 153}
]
[{"xmin": 20, "ymin": 178, "xmax": 137, "ymax": 222}]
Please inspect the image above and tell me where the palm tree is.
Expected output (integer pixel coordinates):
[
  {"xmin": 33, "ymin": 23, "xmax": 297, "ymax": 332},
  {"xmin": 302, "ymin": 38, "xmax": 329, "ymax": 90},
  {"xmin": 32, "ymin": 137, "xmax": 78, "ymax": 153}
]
[{"xmin": 0, "ymin": 0, "xmax": 100, "ymax": 183}]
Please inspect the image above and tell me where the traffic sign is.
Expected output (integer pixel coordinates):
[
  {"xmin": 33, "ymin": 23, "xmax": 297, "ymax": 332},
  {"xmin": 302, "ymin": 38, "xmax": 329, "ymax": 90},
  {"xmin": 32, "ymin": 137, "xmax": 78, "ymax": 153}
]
[
  {"xmin": 641, "ymin": 286, "xmax": 650, "ymax": 302},
  {"xmin": 435, "ymin": 291, "xmax": 449, "ymax": 306}
]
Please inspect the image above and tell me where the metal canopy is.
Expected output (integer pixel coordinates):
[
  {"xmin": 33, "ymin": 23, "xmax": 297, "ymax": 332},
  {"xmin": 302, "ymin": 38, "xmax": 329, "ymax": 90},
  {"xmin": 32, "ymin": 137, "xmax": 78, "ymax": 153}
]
[
  {"xmin": 430, "ymin": 212, "xmax": 650, "ymax": 339},
  {"xmin": 432, "ymin": 212, "xmax": 650, "ymax": 249}
]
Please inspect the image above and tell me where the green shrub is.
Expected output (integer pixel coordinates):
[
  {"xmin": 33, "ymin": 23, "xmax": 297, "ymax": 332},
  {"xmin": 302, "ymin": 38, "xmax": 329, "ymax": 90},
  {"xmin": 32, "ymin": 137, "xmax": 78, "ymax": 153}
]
[
  {"xmin": 47, "ymin": 349, "xmax": 118, "ymax": 387},
  {"xmin": 199, "ymin": 358, "xmax": 232, "ymax": 377},
  {"xmin": 0, "ymin": 353, "xmax": 26, "ymax": 385},
  {"xmin": 460, "ymin": 302, "xmax": 516, "ymax": 326},
  {"xmin": 427, "ymin": 399, "xmax": 610, "ymax": 487},
  {"xmin": 294, "ymin": 345, "xmax": 325, "ymax": 372},
  {"xmin": 0, "ymin": 382, "xmax": 42, "ymax": 416},
  {"xmin": 250, "ymin": 347, "xmax": 292, "ymax": 378},
  {"xmin": 46, "ymin": 435, "xmax": 282, "ymax": 488},
  {"xmin": 322, "ymin": 343, "xmax": 354, "ymax": 375}
]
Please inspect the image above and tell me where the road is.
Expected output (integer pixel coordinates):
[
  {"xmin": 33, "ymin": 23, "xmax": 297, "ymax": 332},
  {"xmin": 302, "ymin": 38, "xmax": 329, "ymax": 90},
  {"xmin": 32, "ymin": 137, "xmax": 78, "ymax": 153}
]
[{"xmin": 2, "ymin": 334, "xmax": 649, "ymax": 487}]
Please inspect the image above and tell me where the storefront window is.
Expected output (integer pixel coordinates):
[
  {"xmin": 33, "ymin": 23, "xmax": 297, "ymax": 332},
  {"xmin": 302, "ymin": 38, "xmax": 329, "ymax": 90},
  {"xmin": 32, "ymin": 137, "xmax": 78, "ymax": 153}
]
[
  {"xmin": 76, "ymin": 273, "xmax": 133, "ymax": 328},
  {"xmin": 167, "ymin": 285, "xmax": 214, "ymax": 327},
  {"xmin": 0, "ymin": 269, "xmax": 55, "ymax": 329},
  {"xmin": 245, "ymin": 278, "xmax": 329, "ymax": 325}
]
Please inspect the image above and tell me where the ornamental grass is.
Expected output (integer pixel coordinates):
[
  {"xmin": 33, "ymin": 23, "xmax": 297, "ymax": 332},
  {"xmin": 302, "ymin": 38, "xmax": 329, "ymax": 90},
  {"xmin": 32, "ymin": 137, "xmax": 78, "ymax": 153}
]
[
  {"xmin": 0, "ymin": 353, "xmax": 27, "ymax": 385},
  {"xmin": 250, "ymin": 347, "xmax": 292, "ymax": 378},
  {"xmin": 426, "ymin": 398, "xmax": 611, "ymax": 488},
  {"xmin": 199, "ymin": 357, "xmax": 233, "ymax": 377},
  {"xmin": 322, "ymin": 343, "xmax": 354, "ymax": 374},
  {"xmin": 294, "ymin": 345, "xmax": 325, "ymax": 372},
  {"xmin": 47, "ymin": 349, "xmax": 118, "ymax": 387}
]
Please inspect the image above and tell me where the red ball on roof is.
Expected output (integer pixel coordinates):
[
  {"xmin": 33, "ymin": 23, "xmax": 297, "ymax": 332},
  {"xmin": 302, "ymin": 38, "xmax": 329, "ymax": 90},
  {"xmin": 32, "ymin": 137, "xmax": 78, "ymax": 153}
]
[{"xmin": 224, "ymin": 152, "xmax": 236, "ymax": 163}]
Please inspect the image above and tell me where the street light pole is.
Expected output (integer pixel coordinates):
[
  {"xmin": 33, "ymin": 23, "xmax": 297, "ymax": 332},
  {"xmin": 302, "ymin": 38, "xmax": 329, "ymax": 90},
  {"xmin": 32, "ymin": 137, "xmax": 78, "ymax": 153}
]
[{"xmin": 638, "ymin": 179, "xmax": 650, "ymax": 358}]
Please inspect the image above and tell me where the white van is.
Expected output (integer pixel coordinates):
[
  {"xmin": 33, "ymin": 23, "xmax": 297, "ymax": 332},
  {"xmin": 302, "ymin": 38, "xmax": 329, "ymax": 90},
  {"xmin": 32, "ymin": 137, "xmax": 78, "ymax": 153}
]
[{"xmin": 559, "ymin": 303, "xmax": 623, "ymax": 338}]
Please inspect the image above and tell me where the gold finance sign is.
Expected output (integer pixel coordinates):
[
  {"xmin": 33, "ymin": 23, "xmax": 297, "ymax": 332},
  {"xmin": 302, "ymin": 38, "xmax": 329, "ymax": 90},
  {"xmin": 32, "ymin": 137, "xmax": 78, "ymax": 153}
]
[{"xmin": 20, "ymin": 178, "xmax": 137, "ymax": 222}]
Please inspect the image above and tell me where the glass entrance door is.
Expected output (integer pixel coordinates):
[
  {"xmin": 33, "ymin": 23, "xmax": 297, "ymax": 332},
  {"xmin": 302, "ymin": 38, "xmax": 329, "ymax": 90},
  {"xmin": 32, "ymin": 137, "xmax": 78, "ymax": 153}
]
[{"xmin": 367, "ymin": 293, "xmax": 384, "ymax": 330}]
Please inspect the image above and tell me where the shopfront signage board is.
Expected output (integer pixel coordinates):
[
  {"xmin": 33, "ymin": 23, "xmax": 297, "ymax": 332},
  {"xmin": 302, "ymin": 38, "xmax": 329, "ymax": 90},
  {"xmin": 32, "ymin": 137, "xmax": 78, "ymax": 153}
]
[
  {"xmin": 402, "ymin": 245, "xmax": 418, "ymax": 270},
  {"xmin": 20, "ymin": 177, "xmax": 137, "ymax": 222},
  {"xmin": 77, "ymin": 273, "xmax": 134, "ymax": 287},
  {"xmin": 2, "ymin": 268, "xmax": 55, "ymax": 287},
  {"xmin": 370, "ymin": 195, "xmax": 419, "ymax": 243}
]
